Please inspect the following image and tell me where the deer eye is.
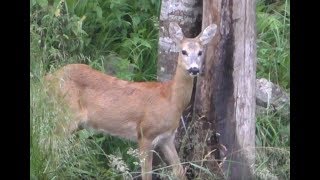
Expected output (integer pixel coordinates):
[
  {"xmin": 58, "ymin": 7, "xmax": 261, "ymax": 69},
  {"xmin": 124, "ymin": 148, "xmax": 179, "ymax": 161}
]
[
  {"xmin": 198, "ymin": 51, "xmax": 203, "ymax": 56},
  {"xmin": 181, "ymin": 50, "xmax": 188, "ymax": 56}
]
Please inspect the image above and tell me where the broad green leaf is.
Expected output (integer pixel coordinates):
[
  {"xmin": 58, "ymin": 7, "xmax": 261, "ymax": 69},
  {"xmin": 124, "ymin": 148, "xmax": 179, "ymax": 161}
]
[{"xmin": 95, "ymin": 6, "xmax": 102, "ymax": 19}]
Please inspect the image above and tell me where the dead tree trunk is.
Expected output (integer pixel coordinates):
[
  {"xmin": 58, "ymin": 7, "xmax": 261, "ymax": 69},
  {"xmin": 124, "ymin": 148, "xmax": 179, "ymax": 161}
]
[
  {"xmin": 220, "ymin": 0, "xmax": 256, "ymax": 178},
  {"xmin": 157, "ymin": 0, "xmax": 256, "ymax": 179},
  {"xmin": 192, "ymin": 0, "xmax": 256, "ymax": 179}
]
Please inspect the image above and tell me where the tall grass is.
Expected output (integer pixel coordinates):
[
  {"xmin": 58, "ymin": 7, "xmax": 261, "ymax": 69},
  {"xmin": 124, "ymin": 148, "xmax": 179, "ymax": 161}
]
[
  {"xmin": 31, "ymin": 0, "xmax": 290, "ymax": 179},
  {"xmin": 31, "ymin": 0, "xmax": 160, "ymax": 179},
  {"xmin": 31, "ymin": 0, "xmax": 160, "ymax": 81},
  {"xmin": 256, "ymin": 0, "xmax": 290, "ymax": 89},
  {"xmin": 255, "ymin": 0, "xmax": 290, "ymax": 179}
]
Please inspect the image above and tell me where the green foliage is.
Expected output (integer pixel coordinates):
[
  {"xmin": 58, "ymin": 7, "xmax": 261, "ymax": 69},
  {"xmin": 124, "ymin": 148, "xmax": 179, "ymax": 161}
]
[
  {"xmin": 31, "ymin": 0, "xmax": 160, "ymax": 179},
  {"xmin": 256, "ymin": 111, "xmax": 290, "ymax": 148},
  {"xmin": 31, "ymin": 0, "xmax": 160, "ymax": 80},
  {"xmin": 256, "ymin": 0, "xmax": 290, "ymax": 89},
  {"xmin": 254, "ymin": 109, "xmax": 290, "ymax": 179},
  {"xmin": 31, "ymin": 79, "xmax": 111, "ymax": 179},
  {"xmin": 255, "ymin": 1, "xmax": 290, "ymax": 179}
]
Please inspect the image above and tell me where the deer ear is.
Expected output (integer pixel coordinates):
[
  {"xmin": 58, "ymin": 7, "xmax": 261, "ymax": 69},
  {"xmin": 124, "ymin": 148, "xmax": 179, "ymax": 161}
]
[
  {"xmin": 169, "ymin": 22, "xmax": 184, "ymax": 44},
  {"xmin": 199, "ymin": 24, "xmax": 217, "ymax": 45}
]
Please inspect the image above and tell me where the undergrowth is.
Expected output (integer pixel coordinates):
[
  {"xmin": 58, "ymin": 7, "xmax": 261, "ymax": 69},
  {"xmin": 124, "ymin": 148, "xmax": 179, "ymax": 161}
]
[{"xmin": 254, "ymin": 0, "xmax": 290, "ymax": 179}]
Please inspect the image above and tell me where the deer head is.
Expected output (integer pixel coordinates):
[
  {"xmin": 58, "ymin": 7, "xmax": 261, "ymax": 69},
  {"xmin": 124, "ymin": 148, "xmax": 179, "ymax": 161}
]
[{"xmin": 169, "ymin": 22, "xmax": 217, "ymax": 76}]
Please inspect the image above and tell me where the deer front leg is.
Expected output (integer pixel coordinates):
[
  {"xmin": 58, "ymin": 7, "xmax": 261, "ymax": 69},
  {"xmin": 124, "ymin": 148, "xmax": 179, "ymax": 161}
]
[
  {"xmin": 138, "ymin": 138, "xmax": 154, "ymax": 180},
  {"xmin": 160, "ymin": 135, "xmax": 186, "ymax": 180}
]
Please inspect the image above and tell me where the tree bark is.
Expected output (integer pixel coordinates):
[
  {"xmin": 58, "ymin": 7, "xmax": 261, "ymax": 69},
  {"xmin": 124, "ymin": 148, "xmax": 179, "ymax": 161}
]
[{"xmin": 217, "ymin": 0, "xmax": 256, "ymax": 179}]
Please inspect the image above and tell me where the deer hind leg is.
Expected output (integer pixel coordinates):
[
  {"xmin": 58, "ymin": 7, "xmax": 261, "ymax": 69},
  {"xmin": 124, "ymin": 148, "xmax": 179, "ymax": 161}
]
[
  {"xmin": 56, "ymin": 94, "xmax": 88, "ymax": 135},
  {"xmin": 138, "ymin": 138, "xmax": 154, "ymax": 180},
  {"xmin": 159, "ymin": 135, "xmax": 186, "ymax": 180},
  {"xmin": 54, "ymin": 110, "xmax": 87, "ymax": 136},
  {"xmin": 68, "ymin": 112, "xmax": 87, "ymax": 133}
]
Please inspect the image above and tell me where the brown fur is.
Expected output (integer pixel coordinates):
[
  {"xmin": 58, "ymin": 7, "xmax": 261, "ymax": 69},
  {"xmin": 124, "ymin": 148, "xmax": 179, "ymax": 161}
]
[
  {"xmin": 45, "ymin": 63, "xmax": 191, "ymax": 179},
  {"xmin": 45, "ymin": 22, "xmax": 217, "ymax": 180}
]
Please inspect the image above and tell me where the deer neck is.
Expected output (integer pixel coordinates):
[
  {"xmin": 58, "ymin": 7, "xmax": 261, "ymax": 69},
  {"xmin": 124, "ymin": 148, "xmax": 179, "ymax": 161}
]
[{"xmin": 170, "ymin": 58, "xmax": 194, "ymax": 112}]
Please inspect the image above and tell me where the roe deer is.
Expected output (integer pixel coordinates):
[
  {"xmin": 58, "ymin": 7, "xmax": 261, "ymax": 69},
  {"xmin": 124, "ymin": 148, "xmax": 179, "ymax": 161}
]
[{"xmin": 45, "ymin": 22, "xmax": 217, "ymax": 180}]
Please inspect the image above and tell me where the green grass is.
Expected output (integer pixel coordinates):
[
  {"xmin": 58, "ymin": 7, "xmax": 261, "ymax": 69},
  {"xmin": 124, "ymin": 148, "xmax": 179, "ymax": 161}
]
[
  {"xmin": 31, "ymin": 0, "xmax": 290, "ymax": 179},
  {"xmin": 256, "ymin": 0, "xmax": 290, "ymax": 89},
  {"xmin": 254, "ymin": 0, "xmax": 290, "ymax": 179},
  {"xmin": 30, "ymin": 0, "xmax": 160, "ymax": 179}
]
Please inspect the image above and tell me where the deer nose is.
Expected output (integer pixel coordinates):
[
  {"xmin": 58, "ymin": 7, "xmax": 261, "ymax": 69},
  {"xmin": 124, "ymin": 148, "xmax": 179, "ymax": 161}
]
[{"xmin": 188, "ymin": 67, "xmax": 200, "ymax": 75}]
